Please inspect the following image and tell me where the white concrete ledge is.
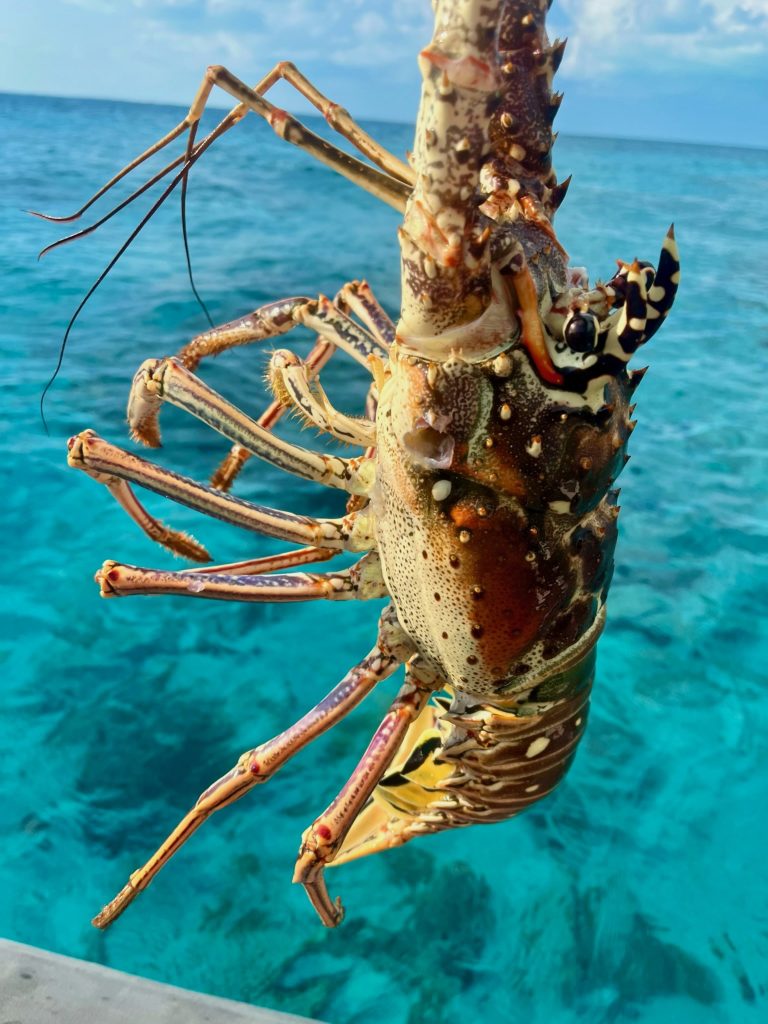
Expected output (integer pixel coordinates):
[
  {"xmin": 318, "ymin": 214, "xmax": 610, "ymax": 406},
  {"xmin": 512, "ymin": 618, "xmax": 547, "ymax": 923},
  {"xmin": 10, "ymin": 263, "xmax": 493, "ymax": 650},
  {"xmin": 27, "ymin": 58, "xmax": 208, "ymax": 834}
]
[{"xmin": 0, "ymin": 939, "xmax": 324, "ymax": 1024}]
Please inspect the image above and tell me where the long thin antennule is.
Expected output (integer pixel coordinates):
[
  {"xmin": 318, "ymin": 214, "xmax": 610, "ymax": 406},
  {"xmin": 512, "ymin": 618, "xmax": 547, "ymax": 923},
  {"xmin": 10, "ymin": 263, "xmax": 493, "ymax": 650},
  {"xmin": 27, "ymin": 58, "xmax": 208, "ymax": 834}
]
[
  {"xmin": 40, "ymin": 134, "xmax": 218, "ymax": 432},
  {"xmin": 179, "ymin": 120, "xmax": 214, "ymax": 328},
  {"xmin": 38, "ymin": 107, "xmax": 247, "ymax": 430},
  {"xmin": 37, "ymin": 152, "xmax": 187, "ymax": 260}
]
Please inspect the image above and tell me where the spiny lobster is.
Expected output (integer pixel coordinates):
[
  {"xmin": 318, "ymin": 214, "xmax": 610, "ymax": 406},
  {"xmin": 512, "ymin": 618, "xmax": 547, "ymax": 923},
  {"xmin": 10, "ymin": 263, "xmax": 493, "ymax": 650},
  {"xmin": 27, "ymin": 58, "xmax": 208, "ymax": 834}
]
[{"xmin": 45, "ymin": 0, "xmax": 679, "ymax": 927}]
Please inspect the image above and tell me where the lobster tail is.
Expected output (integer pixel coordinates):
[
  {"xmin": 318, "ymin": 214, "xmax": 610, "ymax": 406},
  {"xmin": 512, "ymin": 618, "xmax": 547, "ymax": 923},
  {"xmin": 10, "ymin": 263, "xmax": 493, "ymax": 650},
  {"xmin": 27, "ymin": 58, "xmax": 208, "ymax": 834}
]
[
  {"xmin": 398, "ymin": 1, "xmax": 499, "ymax": 340},
  {"xmin": 397, "ymin": 0, "xmax": 572, "ymax": 360},
  {"xmin": 492, "ymin": 0, "xmax": 563, "ymax": 200}
]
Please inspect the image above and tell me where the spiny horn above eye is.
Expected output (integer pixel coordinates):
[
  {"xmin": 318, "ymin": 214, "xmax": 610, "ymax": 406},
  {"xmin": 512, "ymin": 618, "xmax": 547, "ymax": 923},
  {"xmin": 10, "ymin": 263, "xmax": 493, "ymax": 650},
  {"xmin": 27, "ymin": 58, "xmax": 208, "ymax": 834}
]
[
  {"xmin": 615, "ymin": 260, "xmax": 649, "ymax": 355},
  {"xmin": 602, "ymin": 226, "xmax": 679, "ymax": 360},
  {"xmin": 642, "ymin": 225, "xmax": 680, "ymax": 344}
]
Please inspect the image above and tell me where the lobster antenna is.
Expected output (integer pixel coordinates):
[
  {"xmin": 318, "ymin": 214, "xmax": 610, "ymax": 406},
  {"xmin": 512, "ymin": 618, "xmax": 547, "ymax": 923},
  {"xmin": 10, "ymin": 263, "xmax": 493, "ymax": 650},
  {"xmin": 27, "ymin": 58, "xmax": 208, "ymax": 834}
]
[
  {"xmin": 180, "ymin": 120, "xmax": 214, "ymax": 329},
  {"xmin": 37, "ymin": 152, "xmax": 187, "ymax": 260},
  {"xmin": 39, "ymin": 138, "xmax": 215, "ymax": 432},
  {"xmin": 39, "ymin": 116, "xmax": 233, "ymax": 430},
  {"xmin": 28, "ymin": 120, "xmax": 190, "ymax": 224}
]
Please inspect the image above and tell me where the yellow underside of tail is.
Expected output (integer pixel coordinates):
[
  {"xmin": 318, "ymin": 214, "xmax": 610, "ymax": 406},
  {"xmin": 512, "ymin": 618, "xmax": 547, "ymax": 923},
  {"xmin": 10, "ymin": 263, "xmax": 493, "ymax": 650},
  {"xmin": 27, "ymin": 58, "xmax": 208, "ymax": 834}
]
[{"xmin": 332, "ymin": 699, "xmax": 455, "ymax": 867}]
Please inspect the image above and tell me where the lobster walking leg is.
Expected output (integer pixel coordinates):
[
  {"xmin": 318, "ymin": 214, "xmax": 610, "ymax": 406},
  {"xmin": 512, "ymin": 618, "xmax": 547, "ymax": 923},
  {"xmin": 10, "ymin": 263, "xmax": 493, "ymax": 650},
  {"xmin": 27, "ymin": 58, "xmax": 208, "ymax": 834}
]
[
  {"xmin": 67, "ymin": 431, "xmax": 375, "ymax": 553},
  {"xmin": 269, "ymin": 349, "xmax": 377, "ymax": 447},
  {"xmin": 103, "ymin": 475, "xmax": 212, "ymax": 561},
  {"xmin": 210, "ymin": 336, "xmax": 335, "ymax": 493},
  {"xmin": 127, "ymin": 358, "xmax": 374, "ymax": 495},
  {"xmin": 293, "ymin": 666, "xmax": 435, "ymax": 927},
  {"xmin": 94, "ymin": 464, "xmax": 346, "ymax": 561},
  {"xmin": 95, "ymin": 552, "xmax": 386, "ymax": 603},
  {"xmin": 177, "ymin": 294, "xmax": 385, "ymax": 373},
  {"xmin": 335, "ymin": 280, "xmax": 396, "ymax": 349},
  {"xmin": 92, "ymin": 605, "xmax": 408, "ymax": 929},
  {"xmin": 193, "ymin": 284, "xmax": 390, "ymax": 491},
  {"xmin": 178, "ymin": 547, "xmax": 337, "ymax": 576},
  {"xmin": 194, "ymin": 66, "xmax": 409, "ymax": 210}
]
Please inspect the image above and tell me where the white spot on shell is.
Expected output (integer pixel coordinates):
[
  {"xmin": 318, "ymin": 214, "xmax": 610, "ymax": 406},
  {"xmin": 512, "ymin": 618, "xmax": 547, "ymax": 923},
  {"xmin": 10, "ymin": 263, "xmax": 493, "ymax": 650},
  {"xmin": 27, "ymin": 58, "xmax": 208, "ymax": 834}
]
[
  {"xmin": 437, "ymin": 73, "xmax": 453, "ymax": 97},
  {"xmin": 525, "ymin": 784, "xmax": 540, "ymax": 793},
  {"xmin": 493, "ymin": 352, "xmax": 513, "ymax": 377},
  {"xmin": 526, "ymin": 436, "xmax": 542, "ymax": 458},
  {"xmin": 575, "ymin": 717, "xmax": 582, "ymax": 727},
  {"xmin": 431, "ymin": 479, "xmax": 452, "ymax": 501},
  {"xmin": 629, "ymin": 317, "xmax": 645, "ymax": 331},
  {"xmin": 549, "ymin": 500, "xmax": 571, "ymax": 514},
  {"xmin": 500, "ymin": 403, "xmax": 512, "ymax": 421},
  {"xmin": 186, "ymin": 578, "xmax": 206, "ymax": 593},
  {"xmin": 525, "ymin": 736, "xmax": 551, "ymax": 758}
]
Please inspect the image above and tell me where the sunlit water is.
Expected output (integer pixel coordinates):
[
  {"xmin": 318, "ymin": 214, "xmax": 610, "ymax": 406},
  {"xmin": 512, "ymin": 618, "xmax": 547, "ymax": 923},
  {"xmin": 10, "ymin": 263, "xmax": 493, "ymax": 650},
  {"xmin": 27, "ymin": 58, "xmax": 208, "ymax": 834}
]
[{"xmin": 2, "ymin": 92, "xmax": 767, "ymax": 1023}]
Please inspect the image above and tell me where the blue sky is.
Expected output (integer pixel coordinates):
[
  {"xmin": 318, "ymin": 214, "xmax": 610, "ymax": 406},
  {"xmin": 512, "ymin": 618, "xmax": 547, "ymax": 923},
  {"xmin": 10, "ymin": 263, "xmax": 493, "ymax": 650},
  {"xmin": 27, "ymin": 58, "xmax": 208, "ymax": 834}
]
[{"xmin": 3, "ymin": 0, "xmax": 767, "ymax": 148}]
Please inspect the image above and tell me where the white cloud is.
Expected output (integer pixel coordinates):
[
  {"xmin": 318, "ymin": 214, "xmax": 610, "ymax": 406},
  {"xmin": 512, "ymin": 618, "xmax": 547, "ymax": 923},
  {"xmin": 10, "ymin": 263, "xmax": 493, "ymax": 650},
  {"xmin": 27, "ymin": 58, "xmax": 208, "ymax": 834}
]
[
  {"xmin": 139, "ymin": 21, "xmax": 260, "ymax": 66},
  {"xmin": 53, "ymin": 0, "xmax": 768, "ymax": 119},
  {"xmin": 68, "ymin": 1, "xmax": 767, "ymax": 85},
  {"xmin": 553, "ymin": 0, "xmax": 768, "ymax": 78},
  {"xmin": 119, "ymin": 0, "xmax": 432, "ymax": 80}
]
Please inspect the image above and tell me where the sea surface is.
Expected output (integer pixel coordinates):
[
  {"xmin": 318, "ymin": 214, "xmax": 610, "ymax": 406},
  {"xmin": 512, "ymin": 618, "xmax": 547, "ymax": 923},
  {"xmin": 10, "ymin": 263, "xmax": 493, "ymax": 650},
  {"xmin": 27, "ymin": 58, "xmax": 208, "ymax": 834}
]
[{"xmin": 1, "ymin": 91, "xmax": 767, "ymax": 1024}]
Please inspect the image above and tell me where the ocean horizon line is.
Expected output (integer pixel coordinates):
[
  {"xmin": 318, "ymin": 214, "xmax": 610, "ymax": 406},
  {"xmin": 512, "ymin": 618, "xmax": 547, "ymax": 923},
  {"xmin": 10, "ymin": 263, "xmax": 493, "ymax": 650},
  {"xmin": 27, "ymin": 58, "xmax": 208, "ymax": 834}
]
[{"xmin": 3, "ymin": 88, "xmax": 767, "ymax": 156}]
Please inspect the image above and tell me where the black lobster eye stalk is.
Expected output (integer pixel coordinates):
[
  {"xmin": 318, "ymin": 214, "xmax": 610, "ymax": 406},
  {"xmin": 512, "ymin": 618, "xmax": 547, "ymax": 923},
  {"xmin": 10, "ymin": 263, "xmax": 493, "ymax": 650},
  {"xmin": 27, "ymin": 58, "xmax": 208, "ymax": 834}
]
[{"xmin": 564, "ymin": 312, "xmax": 599, "ymax": 353}]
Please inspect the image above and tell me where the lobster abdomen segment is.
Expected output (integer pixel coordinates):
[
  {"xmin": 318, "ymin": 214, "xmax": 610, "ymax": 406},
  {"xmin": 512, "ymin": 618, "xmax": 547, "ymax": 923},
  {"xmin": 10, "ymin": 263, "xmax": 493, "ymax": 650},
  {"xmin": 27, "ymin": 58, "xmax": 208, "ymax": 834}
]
[{"xmin": 332, "ymin": 648, "xmax": 595, "ymax": 867}]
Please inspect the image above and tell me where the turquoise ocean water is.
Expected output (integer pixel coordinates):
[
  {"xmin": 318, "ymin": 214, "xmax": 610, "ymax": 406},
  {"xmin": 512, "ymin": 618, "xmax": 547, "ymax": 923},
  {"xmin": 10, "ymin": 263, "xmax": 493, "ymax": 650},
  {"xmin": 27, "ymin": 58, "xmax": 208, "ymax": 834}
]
[{"xmin": 2, "ymin": 91, "xmax": 767, "ymax": 1022}]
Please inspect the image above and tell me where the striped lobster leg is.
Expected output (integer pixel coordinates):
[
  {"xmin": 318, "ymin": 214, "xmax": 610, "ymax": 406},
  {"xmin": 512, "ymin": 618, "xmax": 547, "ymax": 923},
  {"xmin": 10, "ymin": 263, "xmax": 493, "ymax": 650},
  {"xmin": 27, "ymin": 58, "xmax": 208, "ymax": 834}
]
[{"xmin": 92, "ymin": 604, "xmax": 410, "ymax": 929}]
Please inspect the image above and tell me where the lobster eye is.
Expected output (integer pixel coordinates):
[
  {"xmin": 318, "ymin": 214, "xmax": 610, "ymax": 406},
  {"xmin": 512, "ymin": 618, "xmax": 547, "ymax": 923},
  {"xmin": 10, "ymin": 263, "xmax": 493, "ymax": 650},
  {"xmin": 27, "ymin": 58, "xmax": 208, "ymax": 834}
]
[{"xmin": 564, "ymin": 313, "xmax": 598, "ymax": 353}]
